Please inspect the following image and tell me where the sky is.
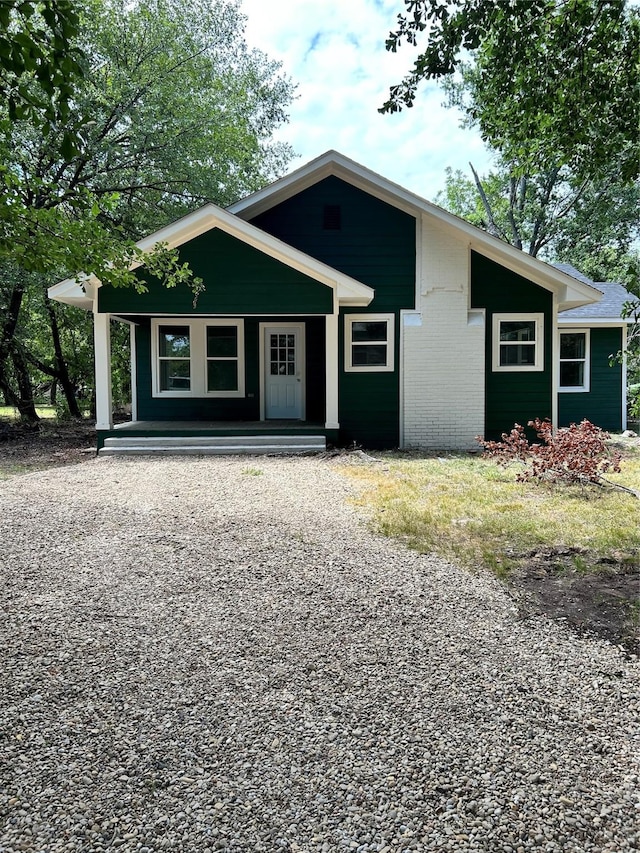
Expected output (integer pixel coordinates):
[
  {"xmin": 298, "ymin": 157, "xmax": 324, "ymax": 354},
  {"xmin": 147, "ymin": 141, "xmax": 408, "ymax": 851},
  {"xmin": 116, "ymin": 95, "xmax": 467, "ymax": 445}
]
[{"xmin": 240, "ymin": 0, "xmax": 494, "ymax": 202}]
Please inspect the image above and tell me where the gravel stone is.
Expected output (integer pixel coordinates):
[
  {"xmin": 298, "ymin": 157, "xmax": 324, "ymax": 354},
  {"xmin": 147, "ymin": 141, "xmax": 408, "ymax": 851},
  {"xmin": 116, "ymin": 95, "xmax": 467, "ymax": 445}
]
[{"xmin": 0, "ymin": 455, "xmax": 638, "ymax": 852}]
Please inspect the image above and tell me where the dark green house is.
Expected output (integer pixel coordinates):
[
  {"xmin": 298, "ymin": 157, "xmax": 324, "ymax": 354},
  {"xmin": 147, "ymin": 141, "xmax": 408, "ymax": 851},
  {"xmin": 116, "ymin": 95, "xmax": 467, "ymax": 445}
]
[{"xmin": 49, "ymin": 152, "xmax": 635, "ymax": 452}]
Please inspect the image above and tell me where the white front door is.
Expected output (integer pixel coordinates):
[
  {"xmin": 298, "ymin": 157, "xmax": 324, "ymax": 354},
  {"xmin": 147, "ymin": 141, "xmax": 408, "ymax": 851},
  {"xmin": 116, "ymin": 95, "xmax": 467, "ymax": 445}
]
[{"xmin": 264, "ymin": 324, "xmax": 304, "ymax": 419}]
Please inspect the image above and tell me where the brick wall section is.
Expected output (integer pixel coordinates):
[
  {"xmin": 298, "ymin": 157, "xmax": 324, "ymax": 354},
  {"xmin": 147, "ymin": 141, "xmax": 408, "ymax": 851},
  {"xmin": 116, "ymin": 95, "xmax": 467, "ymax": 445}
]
[{"xmin": 402, "ymin": 217, "xmax": 485, "ymax": 450}]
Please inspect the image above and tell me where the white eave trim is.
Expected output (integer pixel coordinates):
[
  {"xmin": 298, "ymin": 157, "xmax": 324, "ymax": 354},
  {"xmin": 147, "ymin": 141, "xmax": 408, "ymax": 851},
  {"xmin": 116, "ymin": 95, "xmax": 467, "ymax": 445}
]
[
  {"xmin": 133, "ymin": 205, "xmax": 373, "ymax": 306},
  {"xmin": 49, "ymin": 203, "xmax": 374, "ymax": 310},
  {"xmin": 47, "ymin": 274, "xmax": 100, "ymax": 310},
  {"xmin": 558, "ymin": 317, "xmax": 632, "ymax": 326},
  {"xmin": 229, "ymin": 150, "xmax": 602, "ymax": 312}
]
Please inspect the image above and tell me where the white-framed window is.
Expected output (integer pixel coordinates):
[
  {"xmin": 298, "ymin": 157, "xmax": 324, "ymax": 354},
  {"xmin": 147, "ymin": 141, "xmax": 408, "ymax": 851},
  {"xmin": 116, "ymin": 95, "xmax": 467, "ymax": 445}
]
[
  {"xmin": 559, "ymin": 329, "xmax": 590, "ymax": 392},
  {"xmin": 344, "ymin": 313, "xmax": 395, "ymax": 373},
  {"xmin": 152, "ymin": 318, "xmax": 244, "ymax": 398},
  {"xmin": 492, "ymin": 313, "xmax": 544, "ymax": 372}
]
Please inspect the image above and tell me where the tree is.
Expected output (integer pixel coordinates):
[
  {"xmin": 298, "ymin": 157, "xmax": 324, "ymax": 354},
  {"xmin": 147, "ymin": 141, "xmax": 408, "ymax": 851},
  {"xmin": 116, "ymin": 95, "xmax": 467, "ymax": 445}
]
[
  {"xmin": 0, "ymin": 0, "xmax": 84, "ymax": 124},
  {"xmin": 0, "ymin": 0, "xmax": 295, "ymax": 421},
  {"xmin": 381, "ymin": 0, "xmax": 639, "ymax": 182},
  {"xmin": 436, "ymin": 161, "xmax": 640, "ymax": 279}
]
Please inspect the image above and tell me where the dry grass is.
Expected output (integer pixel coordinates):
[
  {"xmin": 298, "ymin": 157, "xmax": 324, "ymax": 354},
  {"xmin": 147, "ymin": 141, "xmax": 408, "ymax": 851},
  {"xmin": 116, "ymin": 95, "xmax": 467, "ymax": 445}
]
[{"xmin": 342, "ymin": 444, "xmax": 640, "ymax": 576}]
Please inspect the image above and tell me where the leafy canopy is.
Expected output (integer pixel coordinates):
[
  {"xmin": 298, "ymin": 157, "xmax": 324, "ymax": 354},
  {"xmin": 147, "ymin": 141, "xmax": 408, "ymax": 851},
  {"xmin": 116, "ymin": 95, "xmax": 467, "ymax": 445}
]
[
  {"xmin": 0, "ymin": 0, "xmax": 295, "ymax": 288},
  {"xmin": 381, "ymin": 0, "xmax": 639, "ymax": 181}
]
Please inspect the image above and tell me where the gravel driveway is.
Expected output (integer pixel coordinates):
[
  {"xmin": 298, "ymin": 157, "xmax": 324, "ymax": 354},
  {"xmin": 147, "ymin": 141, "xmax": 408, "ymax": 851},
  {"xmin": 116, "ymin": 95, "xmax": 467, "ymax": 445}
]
[{"xmin": 1, "ymin": 456, "xmax": 638, "ymax": 853}]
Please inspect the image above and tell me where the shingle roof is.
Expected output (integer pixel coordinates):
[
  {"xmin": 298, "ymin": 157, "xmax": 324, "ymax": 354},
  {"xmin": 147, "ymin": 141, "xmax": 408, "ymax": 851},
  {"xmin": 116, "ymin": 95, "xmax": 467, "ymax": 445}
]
[{"xmin": 554, "ymin": 264, "xmax": 638, "ymax": 321}]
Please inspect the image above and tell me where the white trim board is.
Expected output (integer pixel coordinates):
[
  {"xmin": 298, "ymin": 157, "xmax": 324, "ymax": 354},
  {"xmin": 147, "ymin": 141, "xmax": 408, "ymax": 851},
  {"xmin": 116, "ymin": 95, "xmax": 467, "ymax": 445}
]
[{"xmin": 229, "ymin": 150, "xmax": 602, "ymax": 313}]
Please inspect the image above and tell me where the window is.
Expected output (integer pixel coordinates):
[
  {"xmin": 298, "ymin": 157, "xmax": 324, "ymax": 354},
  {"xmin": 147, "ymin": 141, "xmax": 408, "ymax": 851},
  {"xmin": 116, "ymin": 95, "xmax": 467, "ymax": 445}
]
[
  {"xmin": 345, "ymin": 314, "xmax": 394, "ymax": 372},
  {"xmin": 207, "ymin": 325, "xmax": 239, "ymax": 392},
  {"xmin": 158, "ymin": 325, "xmax": 191, "ymax": 391},
  {"xmin": 492, "ymin": 313, "xmax": 544, "ymax": 372},
  {"xmin": 152, "ymin": 319, "xmax": 244, "ymax": 397},
  {"xmin": 559, "ymin": 330, "xmax": 589, "ymax": 392}
]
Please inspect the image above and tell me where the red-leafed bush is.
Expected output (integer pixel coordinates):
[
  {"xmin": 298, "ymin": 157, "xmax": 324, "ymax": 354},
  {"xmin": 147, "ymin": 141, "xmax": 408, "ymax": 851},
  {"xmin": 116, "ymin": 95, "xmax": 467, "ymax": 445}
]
[{"xmin": 478, "ymin": 418, "xmax": 622, "ymax": 486}]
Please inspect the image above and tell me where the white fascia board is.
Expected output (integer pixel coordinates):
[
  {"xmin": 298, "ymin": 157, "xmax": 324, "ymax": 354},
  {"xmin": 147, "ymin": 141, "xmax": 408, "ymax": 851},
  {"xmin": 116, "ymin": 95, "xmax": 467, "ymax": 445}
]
[
  {"xmin": 49, "ymin": 201, "xmax": 374, "ymax": 310},
  {"xmin": 130, "ymin": 203, "xmax": 373, "ymax": 307},
  {"xmin": 47, "ymin": 274, "xmax": 99, "ymax": 310},
  {"xmin": 558, "ymin": 318, "xmax": 630, "ymax": 327},
  {"xmin": 230, "ymin": 150, "xmax": 602, "ymax": 311}
]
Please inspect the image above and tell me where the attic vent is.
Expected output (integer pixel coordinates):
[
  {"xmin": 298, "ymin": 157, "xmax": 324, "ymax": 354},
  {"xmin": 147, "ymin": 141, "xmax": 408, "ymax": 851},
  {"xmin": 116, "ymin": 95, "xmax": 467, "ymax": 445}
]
[{"xmin": 323, "ymin": 204, "xmax": 341, "ymax": 230}]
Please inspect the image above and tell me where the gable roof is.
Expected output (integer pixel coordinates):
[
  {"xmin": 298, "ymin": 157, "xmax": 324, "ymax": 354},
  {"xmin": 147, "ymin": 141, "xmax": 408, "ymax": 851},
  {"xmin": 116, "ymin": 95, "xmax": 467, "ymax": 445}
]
[
  {"xmin": 49, "ymin": 202, "xmax": 374, "ymax": 310},
  {"xmin": 229, "ymin": 150, "xmax": 602, "ymax": 312}
]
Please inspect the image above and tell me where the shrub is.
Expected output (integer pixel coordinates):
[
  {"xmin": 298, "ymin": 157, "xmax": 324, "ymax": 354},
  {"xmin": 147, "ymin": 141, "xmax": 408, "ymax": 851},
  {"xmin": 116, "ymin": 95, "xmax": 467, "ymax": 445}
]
[{"xmin": 478, "ymin": 418, "xmax": 622, "ymax": 486}]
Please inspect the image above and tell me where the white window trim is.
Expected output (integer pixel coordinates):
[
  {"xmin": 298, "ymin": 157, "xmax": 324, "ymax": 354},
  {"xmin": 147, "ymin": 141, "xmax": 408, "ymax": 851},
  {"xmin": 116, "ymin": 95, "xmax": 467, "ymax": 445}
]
[
  {"xmin": 344, "ymin": 313, "xmax": 395, "ymax": 373},
  {"xmin": 559, "ymin": 328, "xmax": 590, "ymax": 393},
  {"xmin": 151, "ymin": 318, "xmax": 245, "ymax": 398},
  {"xmin": 492, "ymin": 312, "xmax": 544, "ymax": 372}
]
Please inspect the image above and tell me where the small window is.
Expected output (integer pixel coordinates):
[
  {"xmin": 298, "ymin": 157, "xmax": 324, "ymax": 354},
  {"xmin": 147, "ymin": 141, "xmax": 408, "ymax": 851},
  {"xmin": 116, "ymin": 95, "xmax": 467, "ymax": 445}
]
[
  {"xmin": 345, "ymin": 314, "xmax": 394, "ymax": 372},
  {"xmin": 492, "ymin": 313, "xmax": 544, "ymax": 372},
  {"xmin": 559, "ymin": 330, "xmax": 590, "ymax": 392},
  {"xmin": 158, "ymin": 325, "xmax": 191, "ymax": 391},
  {"xmin": 323, "ymin": 204, "xmax": 341, "ymax": 230}
]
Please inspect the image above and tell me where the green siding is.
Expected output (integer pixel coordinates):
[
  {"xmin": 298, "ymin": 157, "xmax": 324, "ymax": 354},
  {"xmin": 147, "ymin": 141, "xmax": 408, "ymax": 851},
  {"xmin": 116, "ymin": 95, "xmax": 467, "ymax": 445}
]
[
  {"xmin": 135, "ymin": 316, "xmax": 325, "ymax": 422},
  {"xmin": 251, "ymin": 175, "xmax": 416, "ymax": 448},
  {"xmin": 471, "ymin": 252, "xmax": 553, "ymax": 439},
  {"xmin": 559, "ymin": 327, "xmax": 623, "ymax": 431},
  {"xmin": 338, "ymin": 310, "xmax": 399, "ymax": 448},
  {"xmin": 251, "ymin": 176, "xmax": 416, "ymax": 312},
  {"xmin": 98, "ymin": 230, "xmax": 333, "ymax": 315}
]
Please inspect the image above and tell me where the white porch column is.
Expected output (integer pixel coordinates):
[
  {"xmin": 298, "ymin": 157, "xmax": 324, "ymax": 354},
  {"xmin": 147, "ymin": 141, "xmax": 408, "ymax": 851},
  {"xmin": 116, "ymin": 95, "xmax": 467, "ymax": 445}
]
[
  {"xmin": 129, "ymin": 323, "xmax": 138, "ymax": 422},
  {"xmin": 93, "ymin": 311, "xmax": 113, "ymax": 430},
  {"xmin": 325, "ymin": 296, "xmax": 339, "ymax": 429}
]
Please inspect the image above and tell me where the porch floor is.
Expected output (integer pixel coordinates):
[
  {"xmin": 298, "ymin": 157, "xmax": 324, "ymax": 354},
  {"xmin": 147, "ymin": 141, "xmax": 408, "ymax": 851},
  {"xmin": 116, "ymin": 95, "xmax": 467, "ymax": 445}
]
[{"xmin": 112, "ymin": 420, "xmax": 326, "ymax": 433}]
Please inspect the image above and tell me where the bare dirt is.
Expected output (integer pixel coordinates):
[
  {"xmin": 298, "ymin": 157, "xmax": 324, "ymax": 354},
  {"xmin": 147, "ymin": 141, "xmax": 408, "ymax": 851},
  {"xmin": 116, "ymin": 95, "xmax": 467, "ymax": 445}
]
[
  {"xmin": 1, "ymin": 419, "xmax": 638, "ymax": 655},
  {"xmin": 509, "ymin": 547, "xmax": 639, "ymax": 656}
]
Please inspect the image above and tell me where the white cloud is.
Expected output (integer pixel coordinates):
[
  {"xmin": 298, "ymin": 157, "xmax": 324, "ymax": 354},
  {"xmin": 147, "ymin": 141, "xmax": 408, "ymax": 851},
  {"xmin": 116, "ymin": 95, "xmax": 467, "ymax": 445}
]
[{"xmin": 240, "ymin": 0, "xmax": 493, "ymax": 200}]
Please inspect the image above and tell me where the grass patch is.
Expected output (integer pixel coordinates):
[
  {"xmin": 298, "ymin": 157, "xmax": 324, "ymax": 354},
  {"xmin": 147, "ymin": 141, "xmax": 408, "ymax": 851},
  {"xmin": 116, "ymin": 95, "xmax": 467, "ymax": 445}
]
[
  {"xmin": 0, "ymin": 405, "xmax": 58, "ymax": 420},
  {"xmin": 342, "ymin": 450, "xmax": 640, "ymax": 576}
]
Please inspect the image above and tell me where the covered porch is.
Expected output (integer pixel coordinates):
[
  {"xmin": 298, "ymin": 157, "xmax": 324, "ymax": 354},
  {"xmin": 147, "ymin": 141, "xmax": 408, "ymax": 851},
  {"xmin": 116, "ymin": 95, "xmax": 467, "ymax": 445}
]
[{"xmin": 97, "ymin": 419, "xmax": 334, "ymax": 454}]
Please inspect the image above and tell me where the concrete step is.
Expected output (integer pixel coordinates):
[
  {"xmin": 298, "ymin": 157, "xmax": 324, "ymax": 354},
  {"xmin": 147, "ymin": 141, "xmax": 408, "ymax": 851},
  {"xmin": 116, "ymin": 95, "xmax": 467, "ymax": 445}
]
[{"xmin": 99, "ymin": 434, "xmax": 327, "ymax": 456}]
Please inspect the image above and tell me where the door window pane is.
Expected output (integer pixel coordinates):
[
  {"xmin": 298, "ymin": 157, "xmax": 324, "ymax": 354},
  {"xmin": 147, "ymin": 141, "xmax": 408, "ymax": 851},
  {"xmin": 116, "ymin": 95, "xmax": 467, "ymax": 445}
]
[{"xmin": 270, "ymin": 332, "xmax": 296, "ymax": 376}]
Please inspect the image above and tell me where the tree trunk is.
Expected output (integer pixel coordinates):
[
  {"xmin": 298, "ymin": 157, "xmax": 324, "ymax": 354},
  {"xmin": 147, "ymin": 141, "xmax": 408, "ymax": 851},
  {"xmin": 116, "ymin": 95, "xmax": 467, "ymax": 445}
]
[
  {"xmin": 9, "ymin": 344, "xmax": 40, "ymax": 423},
  {"xmin": 43, "ymin": 291, "xmax": 82, "ymax": 418}
]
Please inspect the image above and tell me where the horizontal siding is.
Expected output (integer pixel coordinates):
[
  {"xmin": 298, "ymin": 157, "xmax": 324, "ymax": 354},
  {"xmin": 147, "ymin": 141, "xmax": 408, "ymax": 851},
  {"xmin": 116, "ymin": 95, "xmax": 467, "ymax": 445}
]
[
  {"xmin": 559, "ymin": 327, "xmax": 623, "ymax": 431},
  {"xmin": 135, "ymin": 316, "xmax": 325, "ymax": 422},
  {"xmin": 251, "ymin": 176, "xmax": 415, "ymax": 448},
  {"xmin": 471, "ymin": 252, "xmax": 553, "ymax": 439},
  {"xmin": 338, "ymin": 310, "xmax": 399, "ymax": 449},
  {"xmin": 99, "ymin": 230, "xmax": 333, "ymax": 315},
  {"xmin": 251, "ymin": 176, "xmax": 416, "ymax": 313}
]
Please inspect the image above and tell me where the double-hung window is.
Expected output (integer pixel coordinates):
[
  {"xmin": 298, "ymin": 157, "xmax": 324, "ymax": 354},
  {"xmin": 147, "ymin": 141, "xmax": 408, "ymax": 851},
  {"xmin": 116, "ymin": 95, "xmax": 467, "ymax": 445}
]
[
  {"xmin": 492, "ymin": 313, "xmax": 544, "ymax": 372},
  {"xmin": 153, "ymin": 319, "xmax": 244, "ymax": 397},
  {"xmin": 158, "ymin": 325, "xmax": 191, "ymax": 391},
  {"xmin": 559, "ymin": 330, "xmax": 589, "ymax": 392},
  {"xmin": 344, "ymin": 314, "xmax": 394, "ymax": 372}
]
